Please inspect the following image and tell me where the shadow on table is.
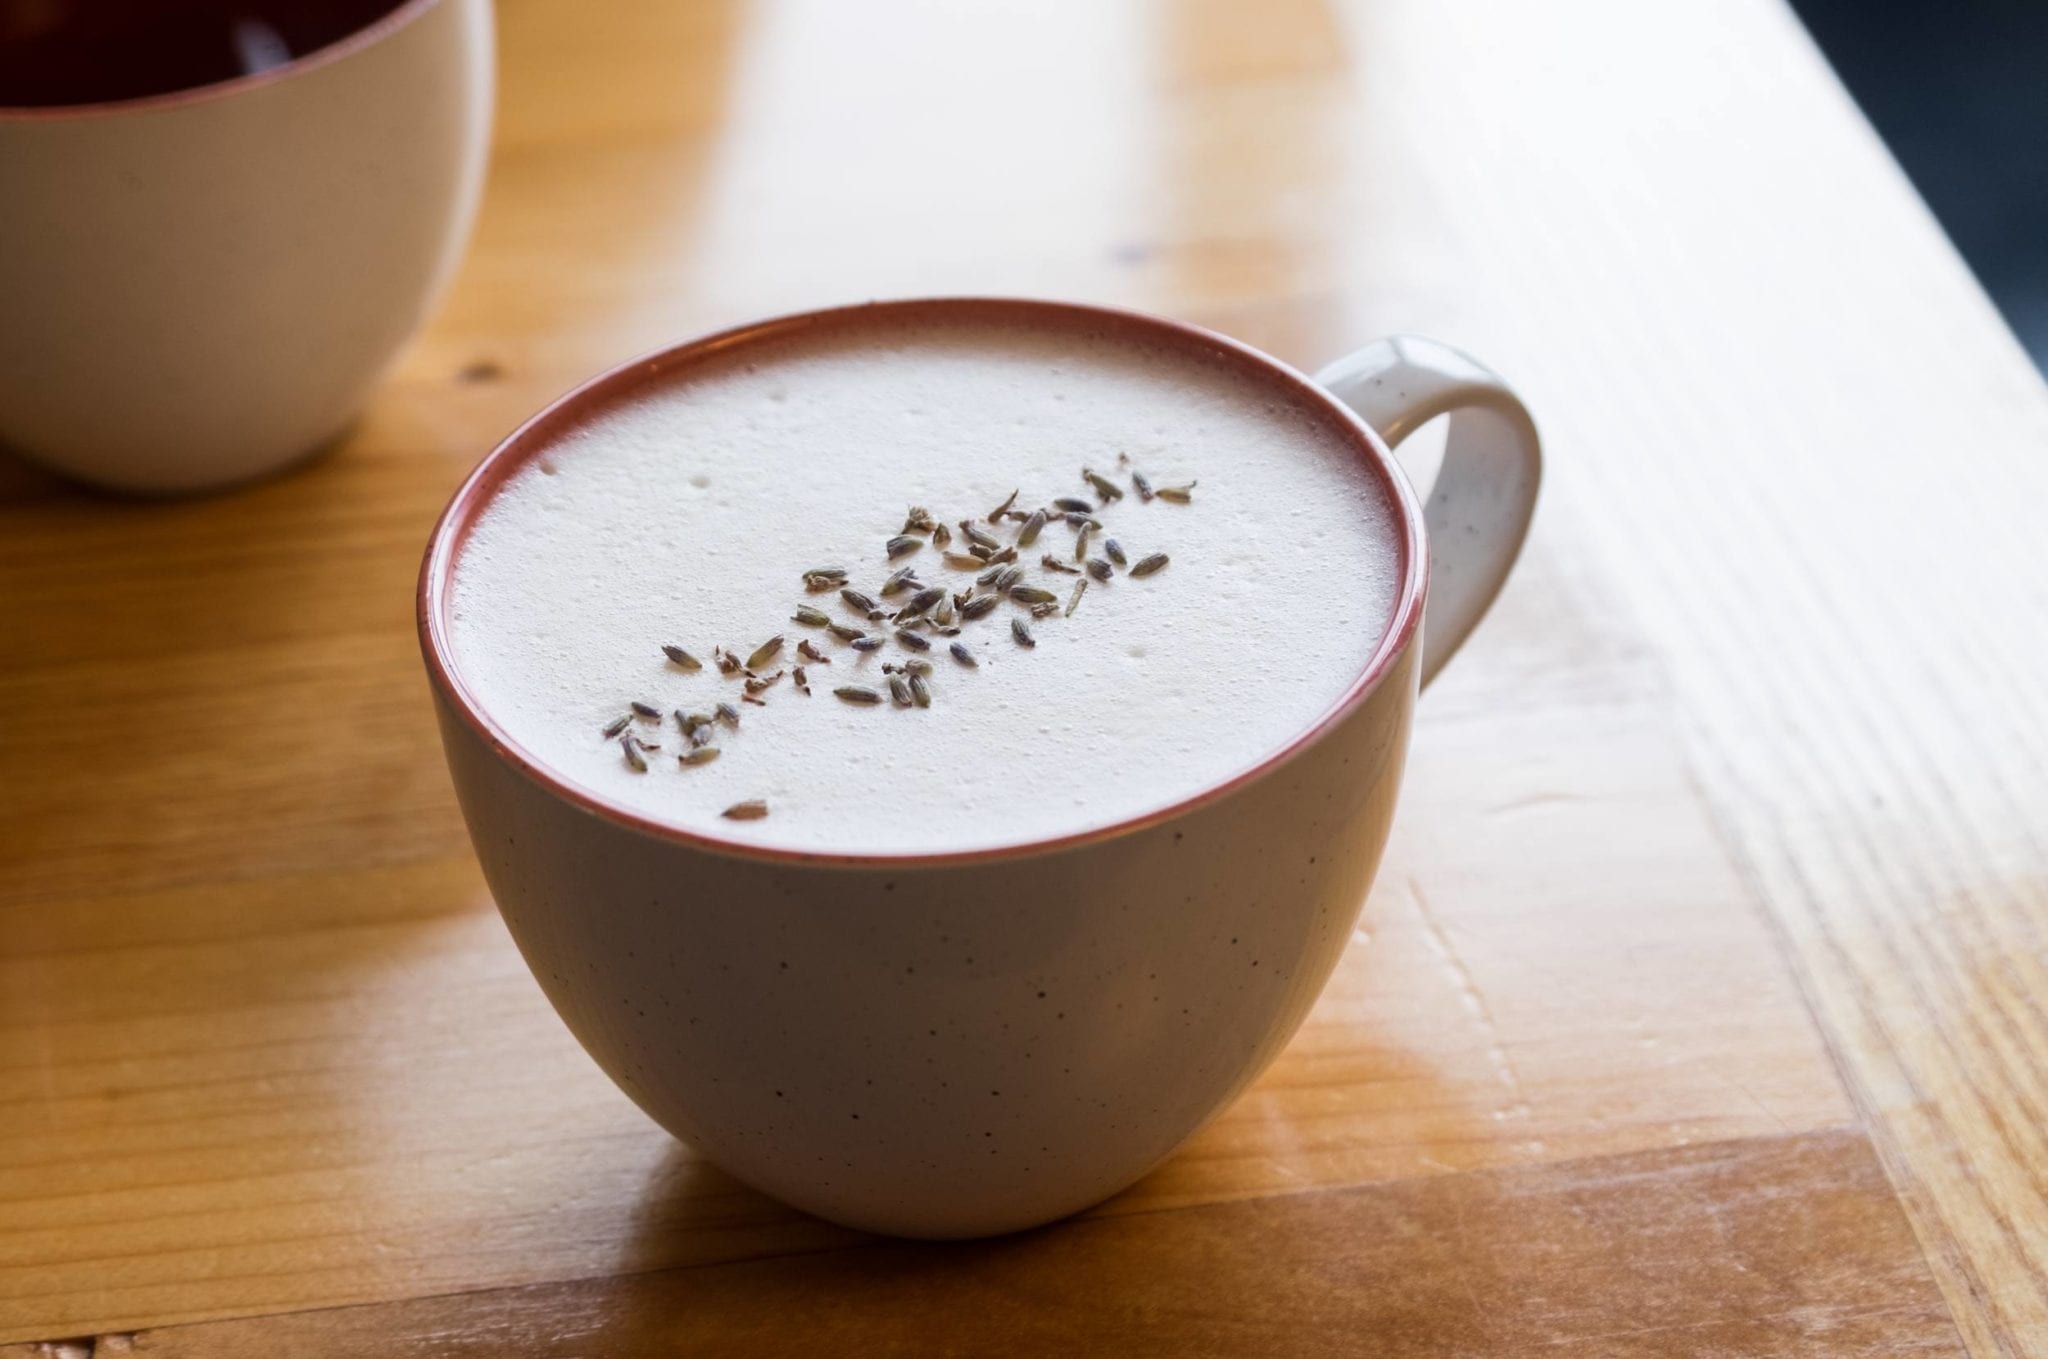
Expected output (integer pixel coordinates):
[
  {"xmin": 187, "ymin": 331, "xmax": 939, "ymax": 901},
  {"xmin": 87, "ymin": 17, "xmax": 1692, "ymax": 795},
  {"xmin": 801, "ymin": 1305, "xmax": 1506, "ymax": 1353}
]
[
  {"xmin": 600, "ymin": 1020, "xmax": 1478, "ymax": 1347},
  {"xmin": 569, "ymin": 1123, "xmax": 1953, "ymax": 1357},
  {"xmin": 0, "ymin": 444, "xmax": 66, "ymax": 503}
]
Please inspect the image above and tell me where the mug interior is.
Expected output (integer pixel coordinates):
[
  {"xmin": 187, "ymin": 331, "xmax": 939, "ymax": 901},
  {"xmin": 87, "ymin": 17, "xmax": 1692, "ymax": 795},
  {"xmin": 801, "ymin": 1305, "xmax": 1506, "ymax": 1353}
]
[
  {"xmin": 419, "ymin": 297, "xmax": 1428, "ymax": 868},
  {"xmin": 0, "ymin": 0, "xmax": 439, "ymax": 116}
]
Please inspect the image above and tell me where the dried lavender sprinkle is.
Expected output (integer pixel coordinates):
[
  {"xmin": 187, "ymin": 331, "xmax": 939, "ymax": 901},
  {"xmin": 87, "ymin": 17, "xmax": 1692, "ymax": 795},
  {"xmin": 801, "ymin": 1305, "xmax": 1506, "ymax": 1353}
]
[{"xmin": 1083, "ymin": 468, "xmax": 1124, "ymax": 502}]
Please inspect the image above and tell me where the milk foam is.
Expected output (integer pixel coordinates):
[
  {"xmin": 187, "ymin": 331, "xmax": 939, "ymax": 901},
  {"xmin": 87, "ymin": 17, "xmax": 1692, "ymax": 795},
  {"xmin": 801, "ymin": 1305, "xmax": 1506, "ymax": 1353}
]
[{"xmin": 447, "ymin": 312, "xmax": 1405, "ymax": 854}]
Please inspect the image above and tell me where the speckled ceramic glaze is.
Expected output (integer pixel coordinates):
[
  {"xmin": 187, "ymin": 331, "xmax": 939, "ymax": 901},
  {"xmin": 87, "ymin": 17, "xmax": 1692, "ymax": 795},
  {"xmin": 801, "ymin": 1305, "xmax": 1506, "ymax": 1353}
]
[
  {"xmin": 420, "ymin": 299, "xmax": 1540, "ymax": 1238},
  {"xmin": 0, "ymin": 0, "xmax": 492, "ymax": 494}
]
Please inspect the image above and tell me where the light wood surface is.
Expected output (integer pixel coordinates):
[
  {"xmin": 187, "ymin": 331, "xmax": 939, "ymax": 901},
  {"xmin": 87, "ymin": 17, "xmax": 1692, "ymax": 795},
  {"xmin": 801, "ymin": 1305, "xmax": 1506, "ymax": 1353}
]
[
  {"xmin": 2, "ymin": 0, "xmax": 2043, "ymax": 1352},
  {"xmin": 68, "ymin": 1133, "xmax": 1962, "ymax": 1359}
]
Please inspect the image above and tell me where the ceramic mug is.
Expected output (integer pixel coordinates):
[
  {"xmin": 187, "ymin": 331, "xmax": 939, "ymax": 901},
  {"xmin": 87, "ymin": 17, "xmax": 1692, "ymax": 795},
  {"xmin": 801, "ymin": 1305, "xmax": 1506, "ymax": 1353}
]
[
  {"xmin": 0, "ymin": 0, "xmax": 493, "ymax": 494},
  {"xmin": 418, "ymin": 298, "xmax": 1540, "ymax": 1238}
]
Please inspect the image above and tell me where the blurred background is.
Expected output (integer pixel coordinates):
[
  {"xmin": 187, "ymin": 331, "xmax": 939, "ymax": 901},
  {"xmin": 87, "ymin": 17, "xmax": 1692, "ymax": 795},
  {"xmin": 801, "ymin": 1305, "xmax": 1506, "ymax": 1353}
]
[{"xmin": 1793, "ymin": 0, "xmax": 2048, "ymax": 372}]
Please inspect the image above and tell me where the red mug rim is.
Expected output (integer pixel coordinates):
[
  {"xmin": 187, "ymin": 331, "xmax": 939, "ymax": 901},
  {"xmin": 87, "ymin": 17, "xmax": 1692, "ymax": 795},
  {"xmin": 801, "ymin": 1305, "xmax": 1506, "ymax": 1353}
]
[
  {"xmin": 0, "ymin": 0, "xmax": 442, "ymax": 121},
  {"xmin": 417, "ymin": 296, "xmax": 1429, "ymax": 869}
]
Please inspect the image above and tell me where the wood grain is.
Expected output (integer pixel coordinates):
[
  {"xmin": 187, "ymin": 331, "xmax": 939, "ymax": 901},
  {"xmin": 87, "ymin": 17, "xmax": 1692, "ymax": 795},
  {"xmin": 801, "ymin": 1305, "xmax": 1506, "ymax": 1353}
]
[
  {"xmin": 3, "ymin": 0, "xmax": 2042, "ymax": 1349},
  {"xmin": 53, "ymin": 1132, "xmax": 1964, "ymax": 1358},
  {"xmin": 1365, "ymin": 4, "xmax": 2048, "ymax": 1353},
  {"xmin": 0, "ymin": 537, "xmax": 1851, "ymax": 1336}
]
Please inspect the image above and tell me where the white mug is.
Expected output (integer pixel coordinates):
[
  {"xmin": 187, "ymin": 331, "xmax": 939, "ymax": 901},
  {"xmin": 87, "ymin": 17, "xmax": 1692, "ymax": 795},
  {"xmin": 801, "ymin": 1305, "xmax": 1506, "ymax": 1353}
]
[
  {"xmin": 0, "ymin": 0, "xmax": 493, "ymax": 494},
  {"xmin": 419, "ymin": 299, "xmax": 1541, "ymax": 1237}
]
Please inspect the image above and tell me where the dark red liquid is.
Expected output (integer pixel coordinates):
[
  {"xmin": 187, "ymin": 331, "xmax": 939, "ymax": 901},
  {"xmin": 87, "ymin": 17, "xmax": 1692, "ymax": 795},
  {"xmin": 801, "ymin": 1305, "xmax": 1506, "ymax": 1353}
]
[{"xmin": 0, "ymin": 0, "xmax": 410, "ymax": 108}]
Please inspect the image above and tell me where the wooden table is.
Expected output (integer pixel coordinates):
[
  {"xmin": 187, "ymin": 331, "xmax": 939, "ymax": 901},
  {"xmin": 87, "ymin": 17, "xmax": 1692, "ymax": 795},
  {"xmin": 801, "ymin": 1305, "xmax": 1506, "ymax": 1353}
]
[{"xmin": 5, "ymin": 0, "xmax": 2046, "ymax": 1353}]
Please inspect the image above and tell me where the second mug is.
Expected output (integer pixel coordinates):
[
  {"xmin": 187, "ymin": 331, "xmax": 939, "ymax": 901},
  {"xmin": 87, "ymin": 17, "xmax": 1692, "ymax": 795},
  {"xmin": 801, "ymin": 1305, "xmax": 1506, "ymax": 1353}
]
[{"xmin": 0, "ymin": 0, "xmax": 494, "ymax": 493}]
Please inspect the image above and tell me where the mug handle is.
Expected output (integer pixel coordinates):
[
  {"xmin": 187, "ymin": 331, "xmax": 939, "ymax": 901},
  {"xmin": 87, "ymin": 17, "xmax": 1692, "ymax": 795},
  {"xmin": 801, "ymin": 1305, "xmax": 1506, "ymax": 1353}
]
[{"xmin": 1314, "ymin": 336, "xmax": 1542, "ymax": 689}]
